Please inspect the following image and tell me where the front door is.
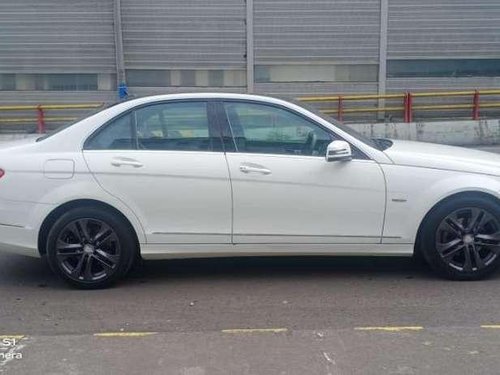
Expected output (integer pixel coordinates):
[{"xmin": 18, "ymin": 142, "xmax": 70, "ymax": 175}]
[{"xmin": 219, "ymin": 100, "xmax": 386, "ymax": 244}]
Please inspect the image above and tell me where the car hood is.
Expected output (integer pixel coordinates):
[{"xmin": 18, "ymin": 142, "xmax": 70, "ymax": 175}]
[{"xmin": 383, "ymin": 140, "xmax": 500, "ymax": 176}]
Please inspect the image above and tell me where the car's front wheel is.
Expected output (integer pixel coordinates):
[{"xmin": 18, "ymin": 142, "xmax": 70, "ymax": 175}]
[
  {"xmin": 46, "ymin": 207, "xmax": 136, "ymax": 289},
  {"xmin": 420, "ymin": 196, "xmax": 500, "ymax": 280}
]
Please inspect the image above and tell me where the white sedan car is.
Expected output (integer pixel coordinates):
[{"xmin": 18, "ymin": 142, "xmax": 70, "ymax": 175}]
[{"xmin": 0, "ymin": 93, "xmax": 499, "ymax": 288}]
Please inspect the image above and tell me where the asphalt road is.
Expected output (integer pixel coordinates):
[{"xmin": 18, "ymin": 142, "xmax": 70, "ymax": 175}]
[
  {"xmin": 1, "ymin": 144, "xmax": 500, "ymax": 375},
  {"xmin": 3, "ymin": 256, "xmax": 500, "ymax": 375}
]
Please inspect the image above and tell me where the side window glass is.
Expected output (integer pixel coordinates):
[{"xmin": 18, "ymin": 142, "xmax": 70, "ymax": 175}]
[
  {"xmin": 224, "ymin": 102, "xmax": 333, "ymax": 156},
  {"xmin": 135, "ymin": 101, "xmax": 211, "ymax": 151},
  {"xmin": 85, "ymin": 113, "xmax": 134, "ymax": 150}
]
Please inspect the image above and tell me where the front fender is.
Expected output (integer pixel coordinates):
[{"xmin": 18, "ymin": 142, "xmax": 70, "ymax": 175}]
[{"xmin": 381, "ymin": 164, "xmax": 500, "ymax": 244}]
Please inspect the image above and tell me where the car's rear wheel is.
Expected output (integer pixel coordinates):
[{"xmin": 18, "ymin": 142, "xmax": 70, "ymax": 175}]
[
  {"xmin": 46, "ymin": 207, "xmax": 136, "ymax": 289},
  {"xmin": 420, "ymin": 196, "xmax": 500, "ymax": 280}
]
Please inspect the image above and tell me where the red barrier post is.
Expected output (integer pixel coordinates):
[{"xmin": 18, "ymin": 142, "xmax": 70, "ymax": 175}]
[
  {"xmin": 472, "ymin": 90, "xmax": 480, "ymax": 120},
  {"xmin": 407, "ymin": 93, "xmax": 413, "ymax": 123},
  {"xmin": 36, "ymin": 105, "xmax": 45, "ymax": 133},
  {"xmin": 403, "ymin": 93, "xmax": 409, "ymax": 123},
  {"xmin": 337, "ymin": 96, "xmax": 344, "ymax": 122}
]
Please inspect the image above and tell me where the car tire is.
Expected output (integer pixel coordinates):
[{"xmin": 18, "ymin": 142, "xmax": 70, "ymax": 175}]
[
  {"xmin": 46, "ymin": 207, "xmax": 136, "ymax": 289},
  {"xmin": 419, "ymin": 196, "xmax": 500, "ymax": 280}
]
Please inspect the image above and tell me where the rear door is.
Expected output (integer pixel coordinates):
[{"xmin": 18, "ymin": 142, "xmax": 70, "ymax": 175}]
[{"xmin": 83, "ymin": 100, "xmax": 232, "ymax": 244}]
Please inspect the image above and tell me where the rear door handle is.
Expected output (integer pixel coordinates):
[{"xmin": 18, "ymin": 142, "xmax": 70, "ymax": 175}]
[
  {"xmin": 111, "ymin": 157, "xmax": 143, "ymax": 168},
  {"xmin": 239, "ymin": 164, "xmax": 271, "ymax": 175}
]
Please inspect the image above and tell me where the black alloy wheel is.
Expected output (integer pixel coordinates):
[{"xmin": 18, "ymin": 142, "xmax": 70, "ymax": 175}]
[
  {"xmin": 46, "ymin": 207, "xmax": 136, "ymax": 288},
  {"xmin": 55, "ymin": 218, "xmax": 121, "ymax": 282},
  {"xmin": 420, "ymin": 196, "xmax": 500, "ymax": 280},
  {"xmin": 435, "ymin": 207, "xmax": 500, "ymax": 273}
]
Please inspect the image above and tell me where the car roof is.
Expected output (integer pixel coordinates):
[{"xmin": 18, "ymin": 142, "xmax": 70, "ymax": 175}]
[{"xmin": 119, "ymin": 92, "xmax": 291, "ymax": 107}]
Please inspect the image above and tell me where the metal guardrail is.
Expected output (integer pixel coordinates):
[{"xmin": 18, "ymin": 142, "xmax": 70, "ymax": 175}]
[
  {"xmin": 0, "ymin": 103, "xmax": 103, "ymax": 133},
  {"xmin": 298, "ymin": 89, "xmax": 500, "ymax": 123},
  {"xmin": 1, "ymin": 90, "xmax": 500, "ymax": 133}
]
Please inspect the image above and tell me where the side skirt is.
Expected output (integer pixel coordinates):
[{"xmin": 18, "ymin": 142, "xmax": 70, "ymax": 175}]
[{"xmin": 140, "ymin": 243, "xmax": 414, "ymax": 260}]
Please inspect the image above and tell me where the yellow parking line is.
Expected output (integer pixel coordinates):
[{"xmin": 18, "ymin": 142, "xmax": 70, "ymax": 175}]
[
  {"xmin": 93, "ymin": 332, "xmax": 157, "ymax": 337},
  {"xmin": 221, "ymin": 328, "xmax": 288, "ymax": 334},
  {"xmin": 481, "ymin": 325, "xmax": 500, "ymax": 329},
  {"xmin": 354, "ymin": 326, "xmax": 423, "ymax": 332},
  {"xmin": 0, "ymin": 335, "xmax": 24, "ymax": 339}
]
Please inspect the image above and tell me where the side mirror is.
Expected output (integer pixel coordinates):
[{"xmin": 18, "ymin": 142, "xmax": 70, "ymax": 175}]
[{"xmin": 326, "ymin": 140, "xmax": 352, "ymax": 162}]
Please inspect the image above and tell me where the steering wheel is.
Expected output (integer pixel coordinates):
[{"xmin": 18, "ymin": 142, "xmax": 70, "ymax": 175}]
[{"xmin": 303, "ymin": 131, "xmax": 318, "ymax": 156}]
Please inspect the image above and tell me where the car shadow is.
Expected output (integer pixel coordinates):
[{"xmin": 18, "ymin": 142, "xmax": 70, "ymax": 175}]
[
  {"xmin": 2, "ymin": 253, "xmax": 497, "ymax": 290},
  {"xmin": 127, "ymin": 255, "xmax": 434, "ymax": 284},
  {"xmin": 0, "ymin": 253, "xmax": 56, "ymax": 288}
]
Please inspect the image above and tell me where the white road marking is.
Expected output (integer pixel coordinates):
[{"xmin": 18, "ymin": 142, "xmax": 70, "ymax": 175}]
[{"xmin": 0, "ymin": 336, "xmax": 27, "ymax": 373}]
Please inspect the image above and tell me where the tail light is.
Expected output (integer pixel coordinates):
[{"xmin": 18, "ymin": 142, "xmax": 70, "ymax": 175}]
[{"xmin": 0, "ymin": 169, "xmax": 4, "ymax": 178}]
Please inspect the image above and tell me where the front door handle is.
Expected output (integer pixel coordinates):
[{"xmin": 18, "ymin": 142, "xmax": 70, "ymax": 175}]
[
  {"xmin": 239, "ymin": 164, "xmax": 271, "ymax": 175},
  {"xmin": 111, "ymin": 157, "xmax": 143, "ymax": 168}
]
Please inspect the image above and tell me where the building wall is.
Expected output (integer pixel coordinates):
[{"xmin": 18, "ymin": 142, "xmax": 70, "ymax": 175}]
[
  {"xmin": 253, "ymin": 0, "xmax": 380, "ymax": 96},
  {"xmin": 386, "ymin": 0, "xmax": 500, "ymax": 92},
  {"xmin": 0, "ymin": 0, "xmax": 499, "ymax": 127},
  {"xmin": 0, "ymin": 0, "xmax": 116, "ymax": 106},
  {"xmin": 121, "ymin": 0, "xmax": 247, "ymax": 95}
]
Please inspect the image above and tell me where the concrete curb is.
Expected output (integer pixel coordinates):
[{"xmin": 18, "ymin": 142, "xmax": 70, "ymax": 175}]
[{"xmin": 347, "ymin": 119, "xmax": 500, "ymax": 146}]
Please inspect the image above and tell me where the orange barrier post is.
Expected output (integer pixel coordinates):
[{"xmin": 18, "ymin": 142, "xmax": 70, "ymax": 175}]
[
  {"xmin": 337, "ymin": 96, "xmax": 344, "ymax": 122},
  {"xmin": 472, "ymin": 90, "xmax": 480, "ymax": 120},
  {"xmin": 403, "ymin": 93, "xmax": 414, "ymax": 123},
  {"xmin": 403, "ymin": 93, "xmax": 409, "ymax": 123},
  {"xmin": 36, "ymin": 105, "xmax": 45, "ymax": 133},
  {"xmin": 407, "ymin": 93, "xmax": 413, "ymax": 123}
]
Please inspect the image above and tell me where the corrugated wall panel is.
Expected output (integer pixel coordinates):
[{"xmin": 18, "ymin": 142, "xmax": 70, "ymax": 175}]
[
  {"xmin": 0, "ymin": 0, "xmax": 115, "ymax": 73},
  {"xmin": 121, "ymin": 0, "xmax": 246, "ymax": 70},
  {"xmin": 254, "ymin": 0, "xmax": 381, "ymax": 64},
  {"xmin": 388, "ymin": 0, "xmax": 500, "ymax": 59}
]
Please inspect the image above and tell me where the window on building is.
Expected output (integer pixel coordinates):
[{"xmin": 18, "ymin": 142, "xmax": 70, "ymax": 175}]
[
  {"xmin": 4, "ymin": 73, "xmax": 103, "ymax": 91},
  {"xmin": 209, "ymin": 70, "xmax": 224, "ymax": 86},
  {"xmin": 387, "ymin": 59, "xmax": 500, "ymax": 78},
  {"xmin": 127, "ymin": 70, "xmax": 170, "ymax": 87},
  {"xmin": 0, "ymin": 74, "xmax": 15, "ymax": 90},
  {"xmin": 255, "ymin": 64, "xmax": 378, "ymax": 83},
  {"xmin": 180, "ymin": 70, "xmax": 196, "ymax": 86},
  {"xmin": 40, "ymin": 74, "xmax": 98, "ymax": 90},
  {"xmin": 125, "ymin": 69, "xmax": 246, "ymax": 87}
]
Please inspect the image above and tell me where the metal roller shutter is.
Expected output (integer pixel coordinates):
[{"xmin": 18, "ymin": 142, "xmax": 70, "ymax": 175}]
[
  {"xmin": 388, "ymin": 0, "xmax": 500, "ymax": 59},
  {"xmin": 121, "ymin": 0, "xmax": 246, "ymax": 70},
  {"xmin": 254, "ymin": 0, "xmax": 381, "ymax": 65},
  {"xmin": 0, "ymin": 0, "xmax": 115, "ymax": 73}
]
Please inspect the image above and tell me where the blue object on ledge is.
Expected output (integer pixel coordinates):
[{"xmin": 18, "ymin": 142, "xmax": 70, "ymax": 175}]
[{"xmin": 118, "ymin": 82, "xmax": 128, "ymax": 100}]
